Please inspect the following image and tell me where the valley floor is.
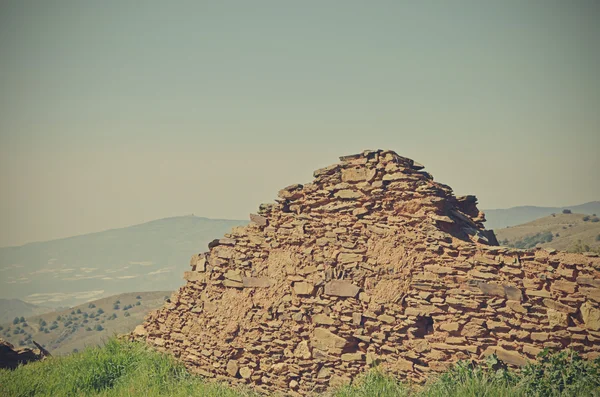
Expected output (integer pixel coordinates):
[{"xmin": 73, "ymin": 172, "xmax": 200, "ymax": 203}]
[{"xmin": 1, "ymin": 338, "xmax": 599, "ymax": 397}]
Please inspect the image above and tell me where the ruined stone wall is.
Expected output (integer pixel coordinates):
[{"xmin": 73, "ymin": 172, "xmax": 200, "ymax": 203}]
[{"xmin": 134, "ymin": 150, "xmax": 600, "ymax": 395}]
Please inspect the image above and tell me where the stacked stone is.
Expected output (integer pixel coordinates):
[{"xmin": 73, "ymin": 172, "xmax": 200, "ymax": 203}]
[{"xmin": 133, "ymin": 150, "xmax": 600, "ymax": 395}]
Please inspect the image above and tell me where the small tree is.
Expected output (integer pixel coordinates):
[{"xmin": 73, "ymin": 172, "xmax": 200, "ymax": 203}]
[
  {"xmin": 13, "ymin": 317, "xmax": 19, "ymax": 325},
  {"xmin": 97, "ymin": 308, "xmax": 104, "ymax": 315},
  {"xmin": 19, "ymin": 317, "xmax": 25, "ymax": 323}
]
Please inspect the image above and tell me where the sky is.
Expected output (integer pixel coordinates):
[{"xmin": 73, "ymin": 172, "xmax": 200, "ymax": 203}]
[{"xmin": 0, "ymin": 1, "xmax": 599, "ymax": 247}]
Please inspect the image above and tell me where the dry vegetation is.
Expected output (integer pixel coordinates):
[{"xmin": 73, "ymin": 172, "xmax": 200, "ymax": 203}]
[{"xmin": 495, "ymin": 213, "xmax": 600, "ymax": 252}]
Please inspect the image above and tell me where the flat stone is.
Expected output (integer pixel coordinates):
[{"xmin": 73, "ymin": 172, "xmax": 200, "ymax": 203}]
[
  {"xmin": 312, "ymin": 328, "xmax": 350, "ymax": 351},
  {"xmin": 543, "ymin": 299, "xmax": 577, "ymax": 314},
  {"xmin": 439, "ymin": 322, "xmax": 460, "ymax": 332},
  {"xmin": 530, "ymin": 332, "xmax": 549, "ymax": 341},
  {"xmin": 249, "ymin": 213, "xmax": 267, "ymax": 227},
  {"xmin": 239, "ymin": 367, "xmax": 253, "ymax": 379},
  {"xmin": 581, "ymin": 301, "xmax": 600, "ymax": 331},
  {"xmin": 337, "ymin": 252, "xmax": 364, "ymax": 263},
  {"xmin": 242, "ymin": 276, "xmax": 272, "ymax": 288},
  {"xmin": 324, "ymin": 280, "xmax": 360, "ymax": 297},
  {"xmin": 226, "ymin": 360, "xmax": 239, "ymax": 377},
  {"xmin": 294, "ymin": 282, "xmax": 315, "ymax": 295},
  {"xmin": 341, "ymin": 352, "xmax": 364, "ymax": 361},
  {"xmin": 278, "ymin": 184, "xmax": 303, "ymax": 200},
  {"xmin": 577, "ymin": 277, "xmax": 600, "ymax": 288},
  {"xmin": 334, "ymin": 190, "xmax": 362, "ymax": 200},
  {"xmin": 483, "ymin": 346, "xmax": 528, "ymax": 367},
  {"xmin": 506, "ymin": 301, "xmax": 527, "ymax": 314},
  {"xmin": 225, "ymin": 270, "xmax": 243, "ymax": 282},
  {"xmin": 223, "ymin": 279, "xmax": 244, "ymax": 288},
  {"xmin": 504, "ymin": 285, "xmax": 523, "ymax": 301},
  {"xmin": 342, "ymin": 167, "xmax": 377, "ymax": 183},
  {"xmin": 184, "ymin": 271, "xmax": 207, "ymax": 283},
  {"xmin": 477, "ymin": 282, "xmax": 505, "ymax": 297},
  {"xmin": 219, "ymin": 237, "xmax": 236, "ymax": 246},
  {"xmin": 551, "ymin": 280, "xmax": 577, "ymax": 294},
  {"xmin": 313, "ymin": 314, "xmax": 335, "ymax": 325},
  {"xmin": 377, "ymin": 314, "xmax": 395, "ymax": 324}
]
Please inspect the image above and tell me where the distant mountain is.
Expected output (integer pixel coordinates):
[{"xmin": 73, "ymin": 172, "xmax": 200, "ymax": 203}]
[
  {"xmin": 483, "ymin": 201, "xmax": 600, "ymax": 230},
  {"xmin": 0, "ymin": 291, "xmax": 170, "ymax": 355},
  {"xmin": 495, "ymin": 212, "xmax": 600, "ymax": 252},
  {"xmin": 0, "ymin": 299, "xmax": 55, "ymax": 324},
  {"xmin": 0, "ymin": 216, "xmax": 246, "ymax": 307}
]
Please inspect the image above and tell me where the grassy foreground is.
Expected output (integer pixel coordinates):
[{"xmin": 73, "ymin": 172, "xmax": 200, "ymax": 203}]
[{"xmin": 1, "ymin": 338, "xmax": 599, "ymax": 397}]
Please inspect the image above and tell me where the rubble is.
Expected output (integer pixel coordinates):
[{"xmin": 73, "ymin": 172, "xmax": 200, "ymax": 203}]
[
  {"xmin": 133, "ymin": 149, "xmax": 600, "ymax": 395},
  {"xmin": 0, "ymin": 339, "xmax": 49, "ymax": 369}
]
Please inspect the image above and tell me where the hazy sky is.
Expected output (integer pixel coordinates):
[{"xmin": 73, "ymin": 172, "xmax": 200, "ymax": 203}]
[{"xmin": 1, "ymin": 1, "xmax": 599, "ymax": 247}]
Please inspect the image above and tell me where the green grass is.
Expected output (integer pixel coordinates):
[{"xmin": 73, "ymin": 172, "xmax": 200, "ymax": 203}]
[
  {"xmin": 1, "ymin": 338, "xmax": 599, "ymax": 397},
  {"xmin": 0, "ymin": 338, "xmax": 256, "ymax": 397}
]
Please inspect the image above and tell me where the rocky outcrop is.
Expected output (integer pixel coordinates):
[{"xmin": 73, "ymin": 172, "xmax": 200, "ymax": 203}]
[
  {"xmin": 133, "ymin": 149, "xmax": 600, "ymax": 395},
  {"xmin": 0, "ymin": 339, "xmax": 48, "ymax": 369}
]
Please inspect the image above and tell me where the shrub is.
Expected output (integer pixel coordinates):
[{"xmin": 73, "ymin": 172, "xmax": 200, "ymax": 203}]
[
  {"xmin": 520, "ymin": 349, "xmax": 600, "ymax": 396},
  {"xmin": 94, "ymin": 324, "xmax": 104, "ymax": 331},
  {"xmin": 88, "ymin": 303, "xmax": 96, "ymax": 309},
  {"xmin": 563, "ymin": 209, "xmax": 572, "ymax": 214},
  {"xmin": 97, "ymin": 308, "xmax": 104, "ymax": 315},
  {"xmin": 86, "ymin": 327, "xmax": 92, "ymax": 331},
  {"xmin": 591, "ymin": 217, "xmax": 600, "ymax": 223},
  {"xmin": 19, "ymin": 317, "xmax": 25, "ymax": 323},
  {"xmin": 583, "ymin": 215, "xmax": 591, "ymax": 222},
  {"xmin": 12, "ymin": 317, "xmax": 19, "ymax": 325},
  {"xmin": 135, "ymin": 301, "xmax": 141, "ymax": 306},
  {"xmin": 124, "ymin": 312, "xmax": 131, "ymax": 317},
  {"xmin": 113, "ymin": 304, "xmax": 120, "ymax": 310},
  {"xmin": 596, "ymin": 234, "xmax": 600, "ymax": 242},
  {"xmin": 510, "ymin": 231, "xmax": 553, "ymax": 249},
  {"xmin": 136, "ymin": 295, "xmax": 142, "ymax": 299},
  {"xmin": 108, "ymin": 314, "xmax": 117, "ymax": 321},
  {"xmin": 39, "ymin": 319, "xmax": 47, "ymax": 327}
]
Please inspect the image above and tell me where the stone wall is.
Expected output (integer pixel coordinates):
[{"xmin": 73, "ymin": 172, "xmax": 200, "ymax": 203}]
[{"xmin": 133, "ymin": 150, "xmax": 600, "ymax": 395}]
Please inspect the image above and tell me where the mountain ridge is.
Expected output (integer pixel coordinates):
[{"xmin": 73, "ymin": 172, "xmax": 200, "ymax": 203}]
[{"xmin": 483, "ymin": 201, "xmax": 600, "ymax": 230}]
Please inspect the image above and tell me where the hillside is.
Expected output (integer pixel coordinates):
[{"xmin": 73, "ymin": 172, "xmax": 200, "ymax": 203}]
[
  {"xmin": 483, "ymin": 201, "xmax": 600, "ymax": 230},
  {"xmin": 0, "ymin": 299, "xmax": 55, "ymax": 324},
  {"xmin": 0, "ymin": 291, "xmax": 170, "ymax": 355},
  {"xmin": 495, "ymin": 212, "xmax": 600, "ymax": 252},
  {"xmin": 0, "ymin": 215, "xmax": 246, "ymax": 307}
]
